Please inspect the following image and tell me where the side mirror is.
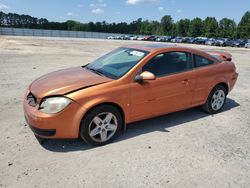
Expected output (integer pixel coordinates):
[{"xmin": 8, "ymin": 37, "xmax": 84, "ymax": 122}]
[{"xmin": 134, "ymin": 71, "xmax": 156, "ymax": 83}]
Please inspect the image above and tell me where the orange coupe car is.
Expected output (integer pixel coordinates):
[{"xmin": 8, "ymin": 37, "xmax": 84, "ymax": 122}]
[{"xmin": 24, "ymin": 44, "xmax": 238, "ymax": 146}]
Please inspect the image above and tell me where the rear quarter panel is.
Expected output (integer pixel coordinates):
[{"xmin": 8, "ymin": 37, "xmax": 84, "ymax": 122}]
[{"xmin": 192, "ymin": 61, "xmax": 237, "ymax": 105}]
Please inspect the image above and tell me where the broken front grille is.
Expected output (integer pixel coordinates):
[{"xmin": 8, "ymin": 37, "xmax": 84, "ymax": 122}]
[{"xmin": 27, "ymin": 93, "xmax": 37, "ymax": 107}]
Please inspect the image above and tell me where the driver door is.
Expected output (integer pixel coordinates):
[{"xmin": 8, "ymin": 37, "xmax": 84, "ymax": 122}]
[{"xmin": 129, "ymin": 51, "xmax": 196, "ymax": 122}]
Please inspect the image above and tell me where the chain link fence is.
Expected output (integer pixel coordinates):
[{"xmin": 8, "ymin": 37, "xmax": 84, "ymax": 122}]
[{"xmin": 0, "ymin": 27, "xmax": 123, "ymax": 39}]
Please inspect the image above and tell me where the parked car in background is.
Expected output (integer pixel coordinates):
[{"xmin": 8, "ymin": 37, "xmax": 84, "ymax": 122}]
[
  {"xmin": 114, "ymin": 36, "xmax": 122, "ymax": 40},
  {"xmin": 213, "ymin": 38, "xmax": 225, "ymax": 46},
  {"xmin": 126, "ymin": 35, "xmax": 133, "ymax": 40},
  {"xmin": 245, "ymin": 42, "xmax": 250, "ymax": 48},
  {"xmin": 170, "ymin": 37, "xmax": 176, "ymax": 43},
  {"xmin": 107, "ymin": 36, "xmax": 115, "ymax": 40},
  {"xmin": 205, "ymin": 38, "xmax": 216, "ymax": 46},
  {"xmin": 143, "ymin": 36, "xmax": 156, "ymax": 41},
  {"xmin": 235, "ymin": 39, "xmax": 246, "ymax": 47},
  {"xmin": 224, "ymin": 39, "xmax": 235, "ymax": 47},
  {"xmin": 24, "ymin": 44, "xmax": 238, "ymax": 146},
  {"xmin": 155, "ymin": 37, "xmax": 164, "ymax": 42},
  {"xmin": 178, "ymin": 37, "xmax": 185, "ymax": 43},
  {"xmin": 119, "ymin": 35, "xmax": 130, "ymax": 40},
  {"xmin": 137, "ymin": 36, "xmax": 144, "ymax": 40},
  {"xmin": 164, "ymin": 36, "xmax": 175, "ymax": 42},
  {"xmin": 181, "ymin": 37, "xmax": 190, "ymax": 43},
  {"xmin": 171, "ymin": 37, "xmax": 187, "ymax": 43},
  {"xmin": 156, "ymin": 36, "xmax": 172, "ymax": 42},
  {"xmin": 129, "ymin": 35, "xmax": 138, "ymax": 40},
  {"xmin": 225, "ymin": 39, "xmax": 245, "ymax": 47},
  {"xmin": 106, "ymin": 33, "xmax": 248, "ymax": 49},
  {"xmin": 194, "ymin": 37, "xmax": 208, "ymax": 45},
  {"xmin": 186, "ymin": 37, "xmax": 196, "ymax": 43}
]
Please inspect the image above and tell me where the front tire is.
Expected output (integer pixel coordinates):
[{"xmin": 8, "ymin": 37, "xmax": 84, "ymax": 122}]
[
  {"xmin": 202, "ymin": 85, "xmax": 227, "ymax": 114},
  {"xmin": 80, "ymin": 105, "xmax": 122, "ymax": 146}
]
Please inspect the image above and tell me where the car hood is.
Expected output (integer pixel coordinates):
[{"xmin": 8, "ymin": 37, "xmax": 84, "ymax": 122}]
[{"xmin": 29, "ymin": 66, "xmax": 113, "ymax": 98}]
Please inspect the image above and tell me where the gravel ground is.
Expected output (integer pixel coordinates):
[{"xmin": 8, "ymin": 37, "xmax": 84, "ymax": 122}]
[{"xmin": 0, "ymin": 36, "xmax": 249, "ymax": 188}]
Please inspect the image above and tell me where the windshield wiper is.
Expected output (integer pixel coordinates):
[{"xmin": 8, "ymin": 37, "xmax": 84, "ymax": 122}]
[{"xmin": 86, "ymin": 67, "xmax": 105, "ymax": 77}]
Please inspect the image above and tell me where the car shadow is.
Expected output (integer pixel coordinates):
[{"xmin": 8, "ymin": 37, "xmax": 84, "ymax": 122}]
[{"xmin": 40, "ymin": 98, "xmax": 240, "ymax": 152}]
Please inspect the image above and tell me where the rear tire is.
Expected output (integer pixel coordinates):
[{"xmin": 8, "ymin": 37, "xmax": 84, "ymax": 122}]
[
  {"xmin": 202, "ymin": 85, "xmax": 227, "ymax": 114},
  {"xmin": 80, "ymin": 105, "xmax": 122, "ymax": 146}
]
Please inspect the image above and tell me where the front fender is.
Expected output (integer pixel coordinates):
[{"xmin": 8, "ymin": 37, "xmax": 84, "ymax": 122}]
[{"xmin": 65, "ymin": 82, "xmax": 130, "ymax": 130}]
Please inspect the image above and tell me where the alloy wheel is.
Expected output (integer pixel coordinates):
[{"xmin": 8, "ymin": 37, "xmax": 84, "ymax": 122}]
[
  {"xmin": 211, "ymin": 89, "xmax": 225, "ymax": 111},
  {"xmin": 88, "ymin": 112, "xmax": 118, "ymax": 143}
]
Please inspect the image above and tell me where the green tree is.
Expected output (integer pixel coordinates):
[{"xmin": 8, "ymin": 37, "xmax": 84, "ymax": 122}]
[
  {"xmin": 138, "ymin": 20, "xmax": 150, "ymax": 34},
  {"xmin": 218, "ymin": 18, "xmax": 236, "ymax": 38},
  {"xmin": 101, "ymin": 21, "xmax": 108, "ymax": 32},
  {"xmin": 148, "ymin": 21, "xmax": 164, "ymax": 35},
  {"xmin": 161, "ymin": 15, "xmax": 174, "ymax": 35},
  {"xmin": 135, "ymin": 18, "xmax": 143, "ymax": 34},
  {"xmin": 188, "ymin": 17, "xmax": 203, "ymax": 37},
  {"xmin": 170, "ymin": 23, "xmax": 177, "ymax": 36},
  {"xmin": 66, "ymin": 20, "xmax": 79, "ymax": 30},
  {"xmin": 153, "ymin": 21, "xmax": 164, "ymax": 35},
  {"xmin": 237, "ymin": 11, "xmax": 250, "ymax": 38},
  {"xmin": 203, "ymin": 17, "xmax": 219, "ymax": 37},
  {"xmin": 176, "ymin": 19, "xmax": 190, "ymax": 36},
  {"xmin": 87, "ymin": 22, "xmax": 96, "ymax": 31}
]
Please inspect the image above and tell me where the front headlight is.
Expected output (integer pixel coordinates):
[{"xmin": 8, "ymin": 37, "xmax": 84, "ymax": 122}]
[{"xmin": 39, "ymin": 97, "xmax": 71, "ymax": 114}]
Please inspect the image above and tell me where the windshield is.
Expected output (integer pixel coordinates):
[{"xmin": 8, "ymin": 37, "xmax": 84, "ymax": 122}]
[{"xmin": 85, "ymin": 48, "xmax": 149, "ymax": 79}]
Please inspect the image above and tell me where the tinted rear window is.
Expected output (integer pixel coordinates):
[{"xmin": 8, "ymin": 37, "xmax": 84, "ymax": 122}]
[{"xmin": 194, "ymin": 55, "xmax": 214, "ymax": 68}]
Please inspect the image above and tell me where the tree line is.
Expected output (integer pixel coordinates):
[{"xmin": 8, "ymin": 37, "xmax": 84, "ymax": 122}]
[{"xmin": 0, "ymin": 11, "xmax": 249, "ymax": 38}]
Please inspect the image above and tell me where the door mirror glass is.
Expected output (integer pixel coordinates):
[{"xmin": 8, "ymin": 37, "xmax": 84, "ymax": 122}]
[{"xmin": 134, "ymin": 71, "xmax": 156, "ymax": 83}]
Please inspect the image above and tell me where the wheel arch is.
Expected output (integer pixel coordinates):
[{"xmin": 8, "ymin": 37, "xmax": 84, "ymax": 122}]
[
  {"xmin": 208, "ymin": 76, "xmax": 230, "ymax": 96},
  {"xmin": 216, "ymin": 82, "xmax": 229, "ymax": 95},
  {"xmin": 79, "ymin": 102, "xmax": 126, "ymax": 135},
  {"xmin": 203, "ymin": 80, "xmax": 229, "ymax": 105}
]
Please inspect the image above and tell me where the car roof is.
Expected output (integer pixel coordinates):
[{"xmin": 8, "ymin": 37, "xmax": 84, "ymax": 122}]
[
  {"xmin": 124, "ymin": 44, "xmax": 196, "ymax": 53},
  {"xmin": 124, "ymin": 44, "xmax": 176, "ymax": 52},
  {"xmin": 123, "ymin": 44, "xmax": 219, "ymax": 62}
]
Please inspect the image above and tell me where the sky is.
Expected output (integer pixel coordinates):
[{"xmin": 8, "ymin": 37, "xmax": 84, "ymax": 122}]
[{"xmin": 0, "ymin": 0, "xmax": 249, "ymax": 23}]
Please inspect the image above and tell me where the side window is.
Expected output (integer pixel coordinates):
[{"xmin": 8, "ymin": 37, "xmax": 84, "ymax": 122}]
[
  {"xmin": 142, "ymin": 51, "xmax": 192, "ymax": 77},
  {"xmin": 194, "ymin": 55, "xmax": 214, "ymax": 67}
]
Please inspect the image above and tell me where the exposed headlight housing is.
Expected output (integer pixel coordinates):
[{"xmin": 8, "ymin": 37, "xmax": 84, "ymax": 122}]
[{"xmin": 39, "ymin": 97, "xmax": 71, "ymax": 114}]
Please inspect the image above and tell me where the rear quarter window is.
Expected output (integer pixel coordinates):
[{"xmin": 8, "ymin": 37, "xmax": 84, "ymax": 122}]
[{"xmin": 194, "ymin": 55, "xmax": 214, "ymax": 68}]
